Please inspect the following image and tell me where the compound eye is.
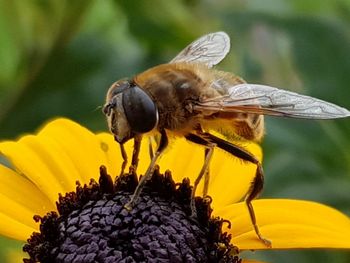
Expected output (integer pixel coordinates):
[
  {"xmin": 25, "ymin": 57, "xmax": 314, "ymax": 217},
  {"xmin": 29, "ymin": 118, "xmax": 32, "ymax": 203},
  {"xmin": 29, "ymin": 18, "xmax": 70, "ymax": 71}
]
[{"xmin": 122, "ymin": 85, "xmax": 158, "ymax": 133}]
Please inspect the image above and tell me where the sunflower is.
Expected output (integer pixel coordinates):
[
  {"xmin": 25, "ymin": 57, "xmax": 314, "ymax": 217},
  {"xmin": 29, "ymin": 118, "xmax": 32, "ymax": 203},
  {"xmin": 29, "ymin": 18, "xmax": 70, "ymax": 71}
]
[{"xmin": 0, "ymin": 118, "xmax": 349, "ymax": 262}]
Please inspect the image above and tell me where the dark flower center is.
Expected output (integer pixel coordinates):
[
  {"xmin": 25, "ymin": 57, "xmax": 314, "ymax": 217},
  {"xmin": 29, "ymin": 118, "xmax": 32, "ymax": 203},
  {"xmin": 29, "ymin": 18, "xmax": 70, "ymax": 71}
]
[{"xmin": 23, "ymin": 166, "xmax": 240, "ymax": 263}]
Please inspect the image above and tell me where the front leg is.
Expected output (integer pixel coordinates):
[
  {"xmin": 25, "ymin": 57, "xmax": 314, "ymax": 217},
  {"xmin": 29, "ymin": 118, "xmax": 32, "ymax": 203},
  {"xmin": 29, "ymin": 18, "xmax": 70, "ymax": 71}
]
[
  {"xmin": 118, "ymin": 141, "xmax": 128, "ymax": 177},
  {"xmin": 125, "ymin": 129, "xmax": 168, "ymax": 210},
  {"xmin": 117, "ymin": 135, "xmax": 142, "ymax": 176},
  {"xmin": 131, "ymin": 134, "xmax": 142, "ymax": 172}
]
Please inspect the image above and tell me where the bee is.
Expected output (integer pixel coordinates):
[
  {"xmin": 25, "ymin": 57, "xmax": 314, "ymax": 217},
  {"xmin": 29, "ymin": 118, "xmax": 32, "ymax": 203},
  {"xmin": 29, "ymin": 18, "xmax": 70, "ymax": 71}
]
[{"xmin": 103, "ymin": 32, "xmax": 350, "ymax": 246}]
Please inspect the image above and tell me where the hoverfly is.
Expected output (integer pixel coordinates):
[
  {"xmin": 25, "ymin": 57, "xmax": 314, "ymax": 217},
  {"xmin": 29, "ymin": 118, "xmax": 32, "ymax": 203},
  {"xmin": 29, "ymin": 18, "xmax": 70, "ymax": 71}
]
[{"xmin": 103, "ymin": 32, "xmax": 350, "ymax": 246}]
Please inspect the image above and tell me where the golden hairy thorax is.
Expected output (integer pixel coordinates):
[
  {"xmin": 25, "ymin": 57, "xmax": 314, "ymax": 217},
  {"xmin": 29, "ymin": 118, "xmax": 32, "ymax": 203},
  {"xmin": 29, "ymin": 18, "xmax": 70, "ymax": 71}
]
[{"xmin": 134, "ymin": 63, "xmax": 265, "ymax": 142}]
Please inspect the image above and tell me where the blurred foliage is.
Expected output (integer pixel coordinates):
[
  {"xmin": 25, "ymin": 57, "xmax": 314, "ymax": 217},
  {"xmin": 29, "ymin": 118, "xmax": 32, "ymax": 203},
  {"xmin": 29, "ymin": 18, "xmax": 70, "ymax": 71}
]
[{"xmin": 0, "ymin": 0, "xmax": 350, "ymax": 262}]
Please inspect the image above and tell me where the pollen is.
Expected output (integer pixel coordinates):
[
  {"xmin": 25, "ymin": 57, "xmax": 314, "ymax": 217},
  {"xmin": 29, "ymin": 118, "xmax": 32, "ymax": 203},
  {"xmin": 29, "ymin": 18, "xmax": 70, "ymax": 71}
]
[
  {"xmin": 100, "ymin": 141, "xmax": 109, "ymax": 152},
  {"xmin": 23, "ymin": 166, "xmax": 240, "ymax": 263}
]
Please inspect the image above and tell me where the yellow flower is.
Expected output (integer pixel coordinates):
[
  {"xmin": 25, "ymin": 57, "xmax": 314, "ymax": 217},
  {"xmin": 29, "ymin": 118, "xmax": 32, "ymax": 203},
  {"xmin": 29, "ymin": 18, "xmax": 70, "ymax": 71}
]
[{"xmin": 0, "ymin": 118, "xmax": 349, "ymax": 262}]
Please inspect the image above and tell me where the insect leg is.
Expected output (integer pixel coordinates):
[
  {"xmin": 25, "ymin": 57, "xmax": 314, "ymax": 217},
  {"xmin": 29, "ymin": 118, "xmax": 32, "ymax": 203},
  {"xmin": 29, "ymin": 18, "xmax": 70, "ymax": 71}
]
[
  {"xmin": 185, "ymin": 133, "xmax": 215, "ymax": 216},
  {"xmin": 131, "ymin": 134, "xmax": 142, "ymax": 172},
  {"xmin": 193, "ymin": 125, "xmax": 211, "ymax": 198},
  {"xmin": 118, "ymin": 141, "xmax": 127, "ymax": 177},
  {"xmin": 125, "ymin": 129, "xmax": 168, "ymax": 210},
  {"xmin": 203, "ymin": 147, "xmax": 210, "ymax": 197},
  {"xmin": 148, "ymin": 136, "xmax": 155, "ymax": 159},
  {"xmin": 202, "ymin": 132, "xmax": 272, "ymax": 247}
]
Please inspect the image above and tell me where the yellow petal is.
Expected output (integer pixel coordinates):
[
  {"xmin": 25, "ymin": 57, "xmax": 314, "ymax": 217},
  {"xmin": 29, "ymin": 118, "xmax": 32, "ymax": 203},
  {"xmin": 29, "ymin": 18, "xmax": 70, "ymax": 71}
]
[
  {"xmin": 159, "ymin": 138, "xmax": 205, "ymax": 182},
  {"xmin": 97, "ymin": 131, "xmax": 262, "ymax": 209},
  {"xmin": 159, "ymin": 136, "xmax": 262, "ymax": 209},
  {"xmin": 38, "ymin": 118, "xmax": 110, "ymax": 183},
  {"xmin": 96, "ymin": 133, "xmax": 153, "ymax": 178},
  {"xmin": 96, "ymin": 133, "xmax": 122, "ymax": 178},
  {"xmin": 0, "ymin": 118, "xmax": 118, "ymax": 203},
  {"xmin": 0, "ymin": 210, "xmax": 37, "ymax": 241},
  {"xmin": 216, "ymin": 199, "xmax": 350, "ymax": 250},
  {"xmin": 208, "ymin": 141, "xmax": 262, "ymax": 209},
  {"xmin": 0, "ymin": 191, "xmax": 39, "ymax": 229},
  {"xmin": 0, "ymin": 164, "xmax": 54, "ymax": 216},
  {"xmin": 19, "ymin": 135, "xmax": 79, "ymax": 193},
  {"xmin": 0, "ymin": 139, "xmax": 65, "ymax": 203}
]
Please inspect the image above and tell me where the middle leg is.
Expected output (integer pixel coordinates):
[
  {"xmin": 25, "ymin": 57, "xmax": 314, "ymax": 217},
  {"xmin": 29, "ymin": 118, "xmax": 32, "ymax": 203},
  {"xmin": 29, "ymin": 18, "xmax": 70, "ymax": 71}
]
[
  {"xmin": 202, "ymin": 148, "xmax": 211, "ymax": 198},
  {"xmin": 185, "ymin": 133, "xmax": 215, "ymax": 216}
]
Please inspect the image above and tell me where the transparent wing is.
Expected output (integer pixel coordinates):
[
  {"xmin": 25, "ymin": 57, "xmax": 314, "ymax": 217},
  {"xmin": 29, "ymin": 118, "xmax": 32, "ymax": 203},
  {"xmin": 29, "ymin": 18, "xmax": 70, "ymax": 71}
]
[
  {"xmin": 194, "ymin": 84, "xmax": 350, "ymax": 119},
  {"xmin": 170, "ymin": 32, "xmax": 230, "ymax": 68}
]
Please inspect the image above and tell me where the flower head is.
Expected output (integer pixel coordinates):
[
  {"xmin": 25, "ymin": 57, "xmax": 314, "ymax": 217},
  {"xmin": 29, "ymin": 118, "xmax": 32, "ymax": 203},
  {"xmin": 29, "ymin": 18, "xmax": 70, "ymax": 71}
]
[{"xmin": 0, "ymin": 118, "xmax": 349, "ymax": 262}]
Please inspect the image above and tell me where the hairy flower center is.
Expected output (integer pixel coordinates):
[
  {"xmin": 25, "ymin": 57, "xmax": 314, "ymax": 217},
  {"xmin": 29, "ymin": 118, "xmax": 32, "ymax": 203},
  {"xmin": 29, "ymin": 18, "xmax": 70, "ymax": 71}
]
[{"xmin": 23, "ymin": 166, "xmax": 240, "ymax": 263}]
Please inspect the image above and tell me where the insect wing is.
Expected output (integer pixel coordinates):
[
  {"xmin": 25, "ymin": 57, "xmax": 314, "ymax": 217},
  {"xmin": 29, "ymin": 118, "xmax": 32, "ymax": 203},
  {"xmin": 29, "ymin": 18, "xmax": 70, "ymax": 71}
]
[
  {"xmin": 170, "ymin": 32, "xmax": 230, "ymax": 68},
  {"xmin": 195, "ymin": 84, "xmax": 350, "ymax": 119}
]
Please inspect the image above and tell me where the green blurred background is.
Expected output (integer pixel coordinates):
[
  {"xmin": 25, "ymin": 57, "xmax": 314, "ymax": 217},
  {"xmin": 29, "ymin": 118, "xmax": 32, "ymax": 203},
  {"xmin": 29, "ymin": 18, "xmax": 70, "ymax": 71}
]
[{"xmin": 0, "ymin": 0, "xmax": 350, "ymax": 262}]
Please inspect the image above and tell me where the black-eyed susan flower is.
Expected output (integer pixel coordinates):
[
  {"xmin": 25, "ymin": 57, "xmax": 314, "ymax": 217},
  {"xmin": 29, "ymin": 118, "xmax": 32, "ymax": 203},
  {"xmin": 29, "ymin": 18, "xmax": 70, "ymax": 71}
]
[{"xmin": 0, "ymin": 118, "xmax": 349, "ymax": 262}]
